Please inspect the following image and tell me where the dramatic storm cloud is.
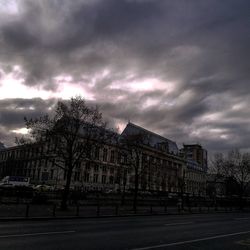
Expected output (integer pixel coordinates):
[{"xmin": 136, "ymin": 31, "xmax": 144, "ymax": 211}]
[{"xmin": 0, "ymin": 0, "xmax": 249, "ymax": 154}]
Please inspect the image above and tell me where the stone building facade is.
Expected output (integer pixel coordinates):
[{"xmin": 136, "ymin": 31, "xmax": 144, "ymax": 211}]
[
  {"xmin": 0, "ymin": 123, "xmax": 207, "ymax": 195},
  {"xmin": 181, "ymin": 144, "xmax": 208, "ymax": 195}
]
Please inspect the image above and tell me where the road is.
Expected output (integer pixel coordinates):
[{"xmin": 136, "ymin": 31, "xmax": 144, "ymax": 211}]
[{"xmin": 1, "ymin": 213, "xmax": 250, "ymax": 249}]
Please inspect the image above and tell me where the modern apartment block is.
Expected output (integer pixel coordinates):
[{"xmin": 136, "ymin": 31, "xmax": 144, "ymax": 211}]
[{"xmin": 0, "ymin": 123, "xmax": 207, "ymax": 195}]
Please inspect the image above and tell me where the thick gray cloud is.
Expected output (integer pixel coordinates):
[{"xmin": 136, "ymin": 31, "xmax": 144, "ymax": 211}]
[
  {"xmin": 0, "ymin": 0, "xmax": 250, "ymax": 154},
  {"xmin": 0, "ymin": 98, "xmax": 57, "ymax": 146}
]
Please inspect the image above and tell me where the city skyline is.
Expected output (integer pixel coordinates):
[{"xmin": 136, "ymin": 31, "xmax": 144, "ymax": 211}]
[{"xmin": 0, "ymin": 0, "xmax": 249, "ymax": 153}]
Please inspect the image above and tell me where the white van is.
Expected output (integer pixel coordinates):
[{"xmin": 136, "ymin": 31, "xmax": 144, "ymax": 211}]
[{"xmin": 0, "ymin": 176, "xmax": 30, "ymax": 187}]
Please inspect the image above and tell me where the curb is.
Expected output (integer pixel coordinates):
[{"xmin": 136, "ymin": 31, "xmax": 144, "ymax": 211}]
[{"xmin": 0, "ymin": 210, "xmax": 246, "ymax": 222}]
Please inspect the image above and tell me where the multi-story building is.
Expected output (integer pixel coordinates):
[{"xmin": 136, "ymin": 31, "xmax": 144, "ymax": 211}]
[
  {"xmin": 0, "ymin": 142, "xmax": 122, "ymax": 192},
  {"xmin": 0, "ymin": 123, "xmax": 208, "ymax": 195},
  {"xmin": 181, "ymin": 144, "xmax": 208, "ymax": 195},
  {"xmin": 121, "ymin": 123, "xmax": 185, "ymax": 193}
]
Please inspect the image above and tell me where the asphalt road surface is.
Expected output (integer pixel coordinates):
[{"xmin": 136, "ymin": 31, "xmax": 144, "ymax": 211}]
[{"xmin": 1, "ymin": 213, "xmax": 250, "ymax": 249}]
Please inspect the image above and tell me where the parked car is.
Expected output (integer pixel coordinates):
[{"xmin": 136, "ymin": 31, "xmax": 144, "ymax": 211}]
[{"xmin": 34, "ymin": 185, "xmax": 54, "ymax": 191}]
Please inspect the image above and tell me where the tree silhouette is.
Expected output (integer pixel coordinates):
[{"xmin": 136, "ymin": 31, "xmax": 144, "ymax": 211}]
[
  {"xmin": 211, "ymin": 149, "xmax": 250, "ymax": 209},
  {"xmin": 17, "ymin": 96, "xmax": 114, "ymax": 210},
  {"xmin": 120, "ymin": 132, "xmax": 150, "ymax": 212}
]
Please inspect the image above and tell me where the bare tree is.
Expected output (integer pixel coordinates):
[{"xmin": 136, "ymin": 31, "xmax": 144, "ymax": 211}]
[
  {"xmin": 226, "ymin": 149, "xmax": 250, "ymax": 207},
  {"xmin": 116, "ymin": 150, "xmax": 129, "ymax": 205},
  {"xmin": 17, "ymin": 96, "xmax": 114, "ymax": 210},
  {"xmin": 120, "ymin": 132, "xmax": 150, "ymax": 212},
  {"xmin": 207, "ymin": 153, "xmax": 225, "ymax": 199},
  {"xmin": 211, "ymin": 149, "xmax": 250, "ymax": 209},
  {"xmin": 210, "ymin": 153, "xmax": 225, "ymax": 176}
]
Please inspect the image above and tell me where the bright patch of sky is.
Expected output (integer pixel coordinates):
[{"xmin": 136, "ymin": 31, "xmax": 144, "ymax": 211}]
[
  {"xmin": 110, "ymin": 78, "xmax": 175, "ymax": 93},
  {"xmin": 0, "ymin": 71, "xmax": 94, "ymax": 100},
  {"xmin": 0, "ymin": 0, "xmax": 19, "ymax": 15},
  {"xmin": 11, "ymin": 127, "xmax": 28, "ymax": 135}
]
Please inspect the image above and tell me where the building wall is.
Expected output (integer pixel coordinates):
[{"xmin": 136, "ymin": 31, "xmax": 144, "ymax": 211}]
[
  {"xmin": 181, "ymin": 144, "xmax": 208, "ymax": 196},
  {"xmin": 0, "ymin": 143, "xmax": 187, "ymax": 193},
  {"xmin": 185, "ymin": 169, "xmax": 206, "ymax": 195},
  {"xmin": 0, "ymin": 130, "xmax": 208, "ymax": 195}
]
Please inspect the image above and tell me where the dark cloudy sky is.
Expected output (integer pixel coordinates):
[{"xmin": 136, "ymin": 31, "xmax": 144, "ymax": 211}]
[{"xmin": 0, "ymin": 0, "xmax": 249, "ymax": 153}]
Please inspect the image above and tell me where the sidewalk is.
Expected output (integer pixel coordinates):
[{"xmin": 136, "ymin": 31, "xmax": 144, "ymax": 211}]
[{"xmin": 0, "ymin": 203, "xmax": 245, "ymax": 221}]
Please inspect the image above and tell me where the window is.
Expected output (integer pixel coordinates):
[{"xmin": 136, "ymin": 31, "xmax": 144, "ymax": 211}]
[
  {"xmin": 102, "ymin": 175, "xmax": 106, "ymax": 184},
  {"xmin": 102, "ymin": 165, "xmax": 107, "ymax": 172},
  {"xmin": 123, "ymin": 154, "xmax": 127, "ymax": 164},
  {"xmin": 50, "ymin": 169, "xmax": 54, "ymax": 180},
  {"xmin": 156, "ymin": 158, "xmax": 160, "ymax": 165},
  {"xmin": 94, "ymin": 165, "xmax": 99, "ymax": 172},
  {"xmin": 86, "ymin": 145, "xmax": 92, "ymax": 159},
  {"xmin": 94, "ymin": 146, "xmax": 99, "ymax": 160},
  {"xmin": 110, "ymin": 150, "xmax": 115, "ymax": 163},
  {"xmin": 93, "ymin": 174, "xmax": 98, "ymax": 183},
  {"xmin": 37, "ymin": 170, "xmax": 41, "ymax": 180},
  {"xmin": 117, "ymin": 152, "xmax": 121, "ymax": 163},
  {"xmin": 32, "ymin": 169, "xmax": 36, "ymax": 179},
  {"xmin": 110, "ymin": 167, "xmax": 114, "ymax": 174},
  {"xmin": 142, "ymin": 154, "xmax": 148, "ymax": 163},
  {"xmin": 41, "ymin": 171, "xmax": 49, "ymax": 182},
  {"xmin": 27, "ymin": 169, "xmax": 31, "ymax": 177},
  {"xmin": 150, "ymin": 156, "xmax": 154, "ymax": 164},
  {"xmin": 103, "ymin": 148, "xmax": 108, "ymax": 162},
  {"xmin": 40, "ymin": 147, "xmax": 44, "ymax": 155},
  {"xmin": 109, "ymin": 176, "xmax": 114, "ymax": 184},
  {"xmin": 74, "ymin": 171, "xmax": 80, "ymax": 181},
  {"xmin": 85, "ymin": 162, "xmax": 91, "ymax": 170},
  {"xmin": 45, "ymin": 159, "xmax": 48, "ymax": 168},
  {"xmin": 84, "ymin": 172, "xmax": 89, "ymax": 182},
  {"xmin": 76, "ymin": 161, "xmax": 81, "ymax": 169}
]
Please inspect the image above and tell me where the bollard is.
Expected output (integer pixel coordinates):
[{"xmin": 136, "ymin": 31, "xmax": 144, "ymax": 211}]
[
  {"xmin": 134, "ymin": 206, "xmax": 137, "ymax": 214},
  {"xmin": 97, "ymin": 203, "xmax": 100, "ymax": 217},
  {"xmin": 164, "ymin": 203, "xmax": 167, "ymax": 213},
  {"xmin": 25, "ymin": 204, "xmax": 30, "ymax": 218},
  {"xmin": 76, "ymin": 204, "xmax": 80, "ymax": 216},
  {"xmin": 115, "ymin": 204, "xmax": 119, "ymax": 216},
  {"xmin": 53, "ymin": 204, "xmax": 56, "ymax": 217}
]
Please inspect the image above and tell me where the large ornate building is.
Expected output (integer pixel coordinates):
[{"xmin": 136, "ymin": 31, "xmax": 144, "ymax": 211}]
[{"xmin": 0, "ymin": 123, "xmax": 207, "ymax": 195}]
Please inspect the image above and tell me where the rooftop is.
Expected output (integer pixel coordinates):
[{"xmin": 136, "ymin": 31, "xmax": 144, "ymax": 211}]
[{"xmin": 121, "ymin": 122, "xmax": 179, "ymax": 154}]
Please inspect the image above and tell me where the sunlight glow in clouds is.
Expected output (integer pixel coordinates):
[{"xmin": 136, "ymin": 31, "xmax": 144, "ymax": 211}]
[
  {"xmin": 11, "ymin": 127, "xmax": 29, "ymax": 135},
  {"xmin": 200, "ymin": 112, "xmax": 222, "ymax": 122},
  {"xmin": 0, "ymin": 0, "xmax": 249, "ymax": 151},
  {"xmin": 0, "ymin": 0, "xmax": 19, "ymax": 15},
  {"xmin": 0, "ymin": 73, "xmax": 94, "ymax": 100},
  {"xmin": 0, "ymin": 78, "xmax": 50, "ymax": 99},
  {"xmin": 110, "ymin": 78, "xmax": 175, "ymax": 93},
  {"xmin": 190, "ymin": 126, "xmax": 230, "ymax": 141},
  {"xmin": 54, "ymin": 82, "xmax": 94, "ymax": 100}
]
